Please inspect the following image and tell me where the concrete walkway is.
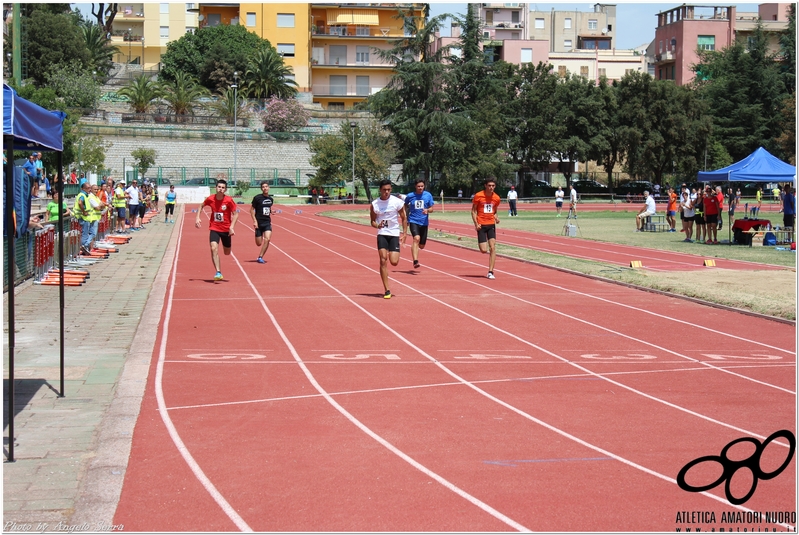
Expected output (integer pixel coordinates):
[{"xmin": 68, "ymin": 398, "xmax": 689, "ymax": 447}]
[{"xmin": 3, "ymin": 207, "xmax": 181, "ymax": 532}]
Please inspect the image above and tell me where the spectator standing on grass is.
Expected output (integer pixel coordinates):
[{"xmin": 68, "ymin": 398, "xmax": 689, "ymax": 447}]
[
  {"xmin": 507, "ymin": 186, "xmax": 518, "ymax": 217},
  {"xmin": 471, "ymin": 177, "xmax": 501, "ymax": 280},
  {"xmin": 403, "ymin": 179, "xmax": 435, "ymax": 269},
  {"xmin": 569, "ymin": 183, "xmax": 578, "ymax": 217},
  {"xmin": 693, "ymin": 188, "xmax": 705, "ymax": 243},
  {"xmin": 555, "ymin": 187, "xmax": 564, "ymax": 216},
  {"xmin": 782, "ymin": 184, "xmax": 795, "ymax": 229},
  {"xmin": 666, "ymin": 186, "xmax": 678, "ymax": 232},
  {"xmin": 715, "ymin": 186, "xmax": 725, "ymax": 231},
  {"xmin": 726, "ymin": 187, "xmax": 738, "ymax": 229},
  {"xmin": 752, "ymin": 186, "xmax": 762, "ymax": 218},
  {"xmin": 702, "ymin": 186, "xmax": 719, "ymax": 244},
  {"xmin": 196, "ymin": 179, "xmax": 239, "ymax": 281},
  {"xmin": 680, "ymin": 190, "xmax": 695, "ymax": 242},
  {"xmin": 457, "ymin": 188, "xmax": 463, "ymax": 199},
  {"xmin": 151, "ymin": 184, "xmax": 159, "ymax": 212},
  {"xmin": 634, "ymin": 190, "xmax": 657, "ymax": 232}
]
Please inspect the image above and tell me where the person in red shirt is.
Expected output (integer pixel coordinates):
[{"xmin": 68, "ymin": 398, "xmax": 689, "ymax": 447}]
[
  {"xmin": 471, "ymin": 177, "xmax": 501, "ymax": 279},
  {"xmin": 702, "ymin": 185, "xmax": 720, "ymax": 244},
  {"xmin": 195, "ymin": 179, "xmax": 239, "ymax": 281}
]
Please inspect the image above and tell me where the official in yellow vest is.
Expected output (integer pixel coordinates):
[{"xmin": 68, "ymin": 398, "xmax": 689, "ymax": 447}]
[
  {"xmin": 113, "ymin": 180, "xmax": 128, "ymax": 233},
  {"xmin": 73, "ymin": 182, "xmax": 94, "ymax": 253}
]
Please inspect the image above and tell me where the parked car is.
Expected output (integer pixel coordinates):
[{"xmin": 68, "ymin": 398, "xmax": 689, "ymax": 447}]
[
  {"xmin": 528, "ymin": 180, "xmax": 556, "ymax": 198},
  {"xmin": 268, "ymin": 178, "xmax": 295, "ymax": 187},
  {"xmin": 616, "ymin": 181, "xmax": 655, "ymax": 201},
  {"xmin": 570, "ymin": 180, "xmax": 607, "ymax": 194}
]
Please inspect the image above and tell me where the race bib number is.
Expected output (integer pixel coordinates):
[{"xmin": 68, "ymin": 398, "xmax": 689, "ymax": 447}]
[
  {"xmin": 213, "ymin": 212, "xmax": 224, "ymax": 222},
  {"xmin": 262, "ymin": 207, "xmax": 271, "ymax": 216},
  {"xmin": 483, "ymin": 204, "xmax": 494, "ymax": 214},
  {"xmin": 414, "ymin": 200, "xmax": 424, "ymax": 210}
]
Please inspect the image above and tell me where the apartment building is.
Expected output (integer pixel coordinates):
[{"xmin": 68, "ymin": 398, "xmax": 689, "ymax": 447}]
[
  {"xmin": 653, "ymin": 3, "xmax": 791, "ymax": 85},
  {"xmin": 530, "ymin": 4, "xmax": 617, "ymax": 53},
  {"xmin": 110, "ymin": 3, "xmax": 200, "ymax": 68}
]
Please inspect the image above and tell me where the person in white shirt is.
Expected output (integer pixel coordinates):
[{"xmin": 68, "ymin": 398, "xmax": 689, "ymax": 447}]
[
  {"xmin": 635, "ymin": 190, "xmax": 657, "ymax": 232},
  {"xmin": 126, "ymin": 180, "xmax": 141, "ymax": 230},
  {"xmin": 569, "ymin": 184, "xmax": 578, "ymax": 217},
  {"xmin": 506, "ymin": 186, "xmax": 518, "ymax": 216},
  {"xmin": 370, "ymin": 179, "xmax": 407, "ymax": 299},
  {"xmin": 555, "ymin": 187, "xmax": 565, "ymax": 217}
]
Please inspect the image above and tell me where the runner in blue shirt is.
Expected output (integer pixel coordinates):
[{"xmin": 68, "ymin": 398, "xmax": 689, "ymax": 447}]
[{"xmin": 403, "ymin": 179, "xmax": 435, "ymax": 269}]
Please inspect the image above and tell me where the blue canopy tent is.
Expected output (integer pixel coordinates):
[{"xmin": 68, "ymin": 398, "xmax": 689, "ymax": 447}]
[
  {"xmin": 697, "ymin": 147, "xmax": 795, "ymax": 245},
  {"xmin": 697, "ymin": 147, "xmax": 796, "ymax": 183},
  {"xmin": 4, "ymin": 83, "xmax": 66, "ymax": 462}
]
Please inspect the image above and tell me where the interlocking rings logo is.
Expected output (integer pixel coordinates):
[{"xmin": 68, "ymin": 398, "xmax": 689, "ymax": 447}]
[{"xmin": 676, "ymin": 430, "xmax": 796, "ymax": 505}]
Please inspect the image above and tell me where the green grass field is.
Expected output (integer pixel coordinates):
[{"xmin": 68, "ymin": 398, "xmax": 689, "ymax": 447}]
[{"xmin": 323, "ymin": 208, "xmax": 797, "ymax": 321}]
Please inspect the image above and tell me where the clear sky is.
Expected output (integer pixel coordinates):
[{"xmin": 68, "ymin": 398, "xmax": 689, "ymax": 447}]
[{"xmin": 428, "ymin": 2, "xmax": 761, "ymax": 49}]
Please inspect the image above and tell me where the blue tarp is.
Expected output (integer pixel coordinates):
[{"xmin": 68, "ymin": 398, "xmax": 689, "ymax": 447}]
[
  {"xmin": 2, "ymin": 167, "xmax": 31, "ymax": 237},
  {"xmin": 697, "ymin": 147, "xmax": 796, "ymax": 183},
  {"xmin": 3, "ymin": 83, "xmax": 66, "ymax": 151}
]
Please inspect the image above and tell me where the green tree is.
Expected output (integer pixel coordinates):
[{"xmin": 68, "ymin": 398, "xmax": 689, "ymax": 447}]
[
  {"xmin": 774, "ymin": 95, "xmax": 796, "ymax": 165},
  {"xmin": 130, "ymin": 147, "xmax": 157, "ymax": 176},
  {"xmin": 159, "ymin": 71, "xmax": 210, "ymax": 118},
  {"xmin": 369, "ymin": 10, "xmax": 460, "ymax": 186},
  {"xmin": 45, "ymin": 63, "xmax": 101, "ymax": 110},
  {"xmin": 208, "ymin": 87, "xmax": 251, "ymax": 125},
  {"xmin": 117, "ymin": 74, "xmax": 162, "ymax": 114},
  {"xmin": 159, "ymin": 24, "xmax": 269, "ymax": 91},
  {"xmin": 78, "ymin": 136, "xmax": 111, "ymax": 175},
  {"xmin": 19, "ymin": 9, "xmax": 91, "ymax": 87},
  {"xmin": 694, "ymin": 23, "xmax": 787, "ymax": 161},
  {"xmin": 594, "ymin": 77, "xmax": 624, "ymax": 189},
  {"xmin": 551, "ymin": 74, "xmax": 605, "ymax": 183},
  {"xmin": 778, "ymin": 4, "xmax": 795, "ymax": 94},
  {"xmin": 81, "ymin": 22, "xmax": 119, "ymax": 79},
  {"xmin": 243, "ymin": 47, "xmax": 298, "ymax": 101}
]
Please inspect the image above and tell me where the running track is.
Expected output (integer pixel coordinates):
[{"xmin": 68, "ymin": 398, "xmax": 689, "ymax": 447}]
[{"xmin": 114, "ymin": 203, "xmax": 796, "ymax": 532}]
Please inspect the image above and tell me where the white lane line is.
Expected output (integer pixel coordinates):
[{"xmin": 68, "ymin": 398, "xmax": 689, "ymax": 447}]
[
  {"xmin": 228, "ymin": 252, "xmax": 531, "ymax": 532},
  {"xmin": 289, "ymin": 217, "xmax": 796, "ymax": 394},
  {"xmin": 260, "ymin": 232, "xmax": 791, "ymax": 527},
  {"xmin": 155, "ymin": 222, "xmax": 254, "ymax": 532},
  {"xmin": 165, "ymin": 363, "xmax": 795, "ymax": 413},
  {"xmin": 311, "ymin": 214, "xmax": 795, "ymax": 353},
  {"xmin": 278, "ymin": 223, "xmax": 794, "ymax": 442}
]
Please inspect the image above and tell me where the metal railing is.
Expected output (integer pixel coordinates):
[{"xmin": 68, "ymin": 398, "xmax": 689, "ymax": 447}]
[{"xmin": 79, "ymin": 124, "xmax": 323, "ymax": 142}]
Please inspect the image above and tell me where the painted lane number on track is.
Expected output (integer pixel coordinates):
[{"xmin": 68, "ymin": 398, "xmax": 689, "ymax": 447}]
[
  {"xmin": 320, "ymin": 354, "xmax": 401, "ymax": 360},
  {"xmin": 579, "ymin": 353, "xmax": 782, "ymax": 360},
  {"xmin": 186, "ymin": 353, "xmax": 267, "ymax": 360}
]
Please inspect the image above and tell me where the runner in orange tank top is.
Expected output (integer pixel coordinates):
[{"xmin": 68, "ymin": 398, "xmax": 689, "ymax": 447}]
[{"xmin": 471, "ymin": 177, "xmax": 501, "ymax": 280}]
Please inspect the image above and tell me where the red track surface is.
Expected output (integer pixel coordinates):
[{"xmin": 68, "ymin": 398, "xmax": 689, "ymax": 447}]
[{"xmin": 114, "ymin": 204, "xmax": 796, "ymax": 532}]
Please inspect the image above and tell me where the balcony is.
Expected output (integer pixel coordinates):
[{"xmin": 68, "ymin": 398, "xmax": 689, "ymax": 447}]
[
  {"xmin": 482, "ymin": 21, "xmax": 524, "ymax": 29},
  {"xmin": 312, "ymin": 84, "xmax": 384, "ymax": 97},
  {"xmin": 311, "ymin": 60, "xmax": 393, "ymax": 68},
  {"xmin": 116, "ymin": 4, "xmax": 145, "ymax": 19},
  {"xmin": 312, "ymin": 26, "xmax": 393, "ymax": 38}
]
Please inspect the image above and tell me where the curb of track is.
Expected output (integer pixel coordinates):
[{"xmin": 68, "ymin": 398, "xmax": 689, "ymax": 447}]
[{"xmin": 429, "ymin": 237, "xmax": 796, "ymax": 327}]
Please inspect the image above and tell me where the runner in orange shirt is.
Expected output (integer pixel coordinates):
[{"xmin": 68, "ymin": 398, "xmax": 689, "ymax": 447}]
[{"xmin": 471, "ymin": 177, "xmax": 501, "ymax": 279}]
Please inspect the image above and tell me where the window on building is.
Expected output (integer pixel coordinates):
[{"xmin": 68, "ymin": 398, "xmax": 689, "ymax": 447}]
[
  {"xmin": 580, "ymin": 65, "xmax": 589, "ymax": 77},
  {"xmin": 511, "ymin": 11, "xmax": 519, "ymax": 23},
  {"xmin": 483, "ymin": 31, "xmax": 490, "ymax": 39},
  {"xmin": 511, "ymin": 32, "xmax": 520, "ymax": 40},
  {"xmin": 277, "ymin": 44, "xmax": 295, "ymax": 58},
  {"xmin": 671, "ymin": 65, "xmax": 675, "ymax": 79},
  {"xmin": 356, "ymin": 76, "xmax": 370, "ymax": 96},
  {"xmin": 160, "ymin": 26, "xmax": 169, "ymax": 38},
  {"xmin": 659, "ymin": 40, "xmax": 663, "ymax": 53},
  {"xmin": 277, "ymin": 13, "xmax": 295, "ymax": 27},
  {"xmin": 564, "ymin": 39, "xmax": 573, "ymax": 49},
  {"xmin": 564, "ymin": 17, "xmax": 572, "ymax": 29},
  {"xmin": 598, "ymin": 68, "xmax": 606, "ymax": 78},
  {"xmin": 485, "ymin": 11, "xmax": 493, "ymax": 24},
  {"xmin": 246, "ymin": 13, "xmax": 256, "ymax": 27},
  {"xmin": 535, "ymin": 18, "xmax": 544, "ymax": 29},
  {"xmin": 330, "ymin": 75, "xmax": 347, "ymax": 96},
  {"xmin": 328, "ymin": 102, "xmax": 345, "ymax": 110},
  {"xmin": 588, "ymin": 19, "xmax": 597, "ymax": 30},
  {"xmin": 355, "ymin": 25, "xmax": 370, "ymax": 36},
  {"xmin": 284, "ymin": 74, "xmax": 295, "ymax": 83},
  {"xmin": 329, "ymin": 25, "xmax": 346, "ymax": 36},
  {"xmin": 558, "ymin": 65, "xmax": 567, "ymax": 77},
  {"xmin": 520, "ymin": 48, "xmax": 532, "ymax": 63},
  {"xmin": 356, "ymin": 46, "xmax": 370, "ymax": 64},
  {"xmin": 329, "ymin": 45, "xmax": 347, "ymax": 65},
  {"xmin": 698, "ymin": 35, "xmax": 715, "ymax": 51},
  {"xmin": 206, "ymin": 13, "xmax": 221, "ymax": 26},
  {"xmin": 160, "ymin": 3, "xmax": 169, "ymax": 13}
]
